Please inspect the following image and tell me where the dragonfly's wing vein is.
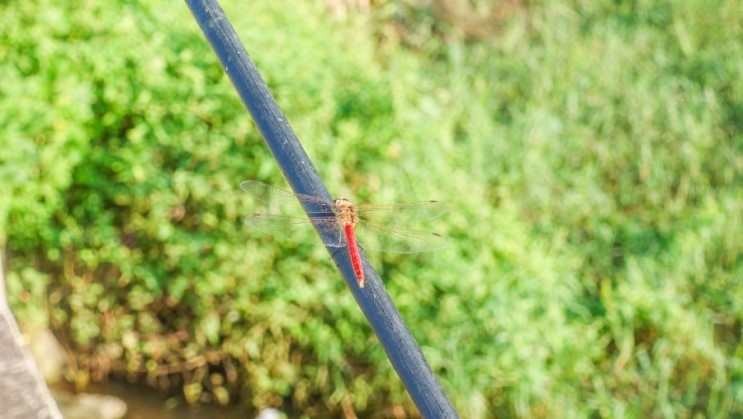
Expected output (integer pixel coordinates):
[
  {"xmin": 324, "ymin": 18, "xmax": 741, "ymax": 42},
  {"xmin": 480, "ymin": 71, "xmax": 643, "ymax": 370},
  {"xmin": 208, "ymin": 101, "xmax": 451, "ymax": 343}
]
[
  {"xmin": 355, "ymin": 223, "xmax": 448, "ymax": 253},
  {"xmin": 240, "ymin": 180, "xmax": 296, "ymax": 203},
  {"xmin": 244, "ymin": 214, "xmax": 345, "ymax": 247},
  {"xmin": 355, "ymin": 201, "xmax": 448, "ymax": 223},
  {"xmin": 241, "ymin": 180, "xmax": 336, "ymax": 213}
]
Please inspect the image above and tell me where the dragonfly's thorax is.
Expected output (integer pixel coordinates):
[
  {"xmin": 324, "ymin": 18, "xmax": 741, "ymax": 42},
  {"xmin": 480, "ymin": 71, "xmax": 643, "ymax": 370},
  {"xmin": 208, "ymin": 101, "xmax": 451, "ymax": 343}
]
[{"xmin": 333, "ymin": 198, "xmax": 358, "ymax": 226}]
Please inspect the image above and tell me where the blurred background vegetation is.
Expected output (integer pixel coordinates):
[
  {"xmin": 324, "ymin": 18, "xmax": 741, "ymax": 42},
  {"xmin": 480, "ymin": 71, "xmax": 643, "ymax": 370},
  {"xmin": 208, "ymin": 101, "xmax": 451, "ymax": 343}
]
[{"xmin": 1, "ymin": 0, "xmax": 741, "ymax": 417}]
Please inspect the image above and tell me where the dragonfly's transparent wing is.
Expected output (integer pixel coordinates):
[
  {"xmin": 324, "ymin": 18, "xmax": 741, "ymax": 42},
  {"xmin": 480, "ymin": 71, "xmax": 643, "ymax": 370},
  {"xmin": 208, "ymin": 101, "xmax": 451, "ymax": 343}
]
[
  {"xmin": 355, "ymin": 200, "xmax": 448, "ymax": 224},
  {"xmin": 241, "ymin": 181, "xmax": 346, "ymax": 247},
  {"xmin": 355, "ymin": 222, "xmax": 448, "ymax": 254},
  {"xmin": 240, "ymin": 180, "xmax": 297, "ymax": 203},
  {"xmin": 240, "ymin": 180, "xmax": 336, "ymax": 215},
  {"xmin": 244, "ymin": 214, "xmax": 345, "ymax": 247},
  {"xmin": 241, "ymin": 180, "xmax": 448, "ymax": 253}
]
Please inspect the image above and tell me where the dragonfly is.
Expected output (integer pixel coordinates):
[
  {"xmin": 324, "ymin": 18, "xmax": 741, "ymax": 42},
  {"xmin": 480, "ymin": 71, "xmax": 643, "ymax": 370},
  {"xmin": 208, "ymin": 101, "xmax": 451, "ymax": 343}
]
[{"xmin": 240, "ymin": 180, "xmax": 447, "ymax": 288}]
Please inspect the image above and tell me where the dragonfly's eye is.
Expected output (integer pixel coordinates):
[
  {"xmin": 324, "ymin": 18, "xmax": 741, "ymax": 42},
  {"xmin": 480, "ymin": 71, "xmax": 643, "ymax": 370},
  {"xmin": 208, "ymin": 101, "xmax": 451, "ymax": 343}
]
[{"xmin": 334, "ymin": 198, "xmax": 353, "ymax": 208}]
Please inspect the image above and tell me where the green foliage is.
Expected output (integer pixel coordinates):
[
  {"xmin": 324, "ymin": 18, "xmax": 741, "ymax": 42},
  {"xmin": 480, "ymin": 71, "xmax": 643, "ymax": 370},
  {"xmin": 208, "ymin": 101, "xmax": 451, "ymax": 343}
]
[{"xmin": 1, "ymin": 0, "xmax": 741, "ymax": 417}]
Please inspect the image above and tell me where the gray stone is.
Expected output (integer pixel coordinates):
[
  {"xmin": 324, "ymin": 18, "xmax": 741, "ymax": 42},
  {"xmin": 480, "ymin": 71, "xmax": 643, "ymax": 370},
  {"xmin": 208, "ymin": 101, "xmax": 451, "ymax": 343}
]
[
  {"xmin": 28, "ymin": 328, "xmax": 66, "ymax": 384},
  {"xmin": 53, "ymin": 392, "xmax": 128, "ymax": 419},
  {"xmin": 256, "ymin": 407, "xmax": 284, "ymax": 419},
  {"xmin": 0, "ymin": 255, "xmax": 64, "ymax": 419}
]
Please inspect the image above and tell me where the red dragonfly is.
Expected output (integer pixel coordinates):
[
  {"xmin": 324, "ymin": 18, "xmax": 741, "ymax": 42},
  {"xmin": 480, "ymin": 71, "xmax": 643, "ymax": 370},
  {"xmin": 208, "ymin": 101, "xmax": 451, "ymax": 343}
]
[{"xmin": 241, "ymin": 180, "xmax": 447, "ymax": 288}]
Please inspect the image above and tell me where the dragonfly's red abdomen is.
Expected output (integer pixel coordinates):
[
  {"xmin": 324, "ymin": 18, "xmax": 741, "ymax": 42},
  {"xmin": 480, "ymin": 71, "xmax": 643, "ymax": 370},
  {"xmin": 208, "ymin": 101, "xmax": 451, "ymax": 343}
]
[
  {"xmin": 334, "ymin": 198, "xmax": 364, "ymax": 287},
  {"xmin": 344, "ymin": 223, "xmax": 364, "ymax": 287}
]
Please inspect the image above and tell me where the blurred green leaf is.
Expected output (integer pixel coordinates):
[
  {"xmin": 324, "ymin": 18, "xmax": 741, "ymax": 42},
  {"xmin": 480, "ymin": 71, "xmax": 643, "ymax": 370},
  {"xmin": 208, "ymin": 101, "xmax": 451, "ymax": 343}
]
[{"xmin": 1, "ymin": 0, "xmax": 741, "ymax": 417}]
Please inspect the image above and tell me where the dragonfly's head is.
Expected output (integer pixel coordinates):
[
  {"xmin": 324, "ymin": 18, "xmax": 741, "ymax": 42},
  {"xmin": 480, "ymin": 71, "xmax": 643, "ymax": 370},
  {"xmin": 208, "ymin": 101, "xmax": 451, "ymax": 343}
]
[{"xmin": 333, "ymin": 198, "xmax": 353, "ymax": 208}]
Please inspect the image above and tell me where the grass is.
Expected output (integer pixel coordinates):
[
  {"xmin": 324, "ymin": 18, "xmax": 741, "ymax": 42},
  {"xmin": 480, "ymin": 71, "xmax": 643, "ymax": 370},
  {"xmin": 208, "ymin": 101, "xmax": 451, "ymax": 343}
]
[{"xmin": 1, "ymin": 0, "xmax": 740, "ymax": 417}]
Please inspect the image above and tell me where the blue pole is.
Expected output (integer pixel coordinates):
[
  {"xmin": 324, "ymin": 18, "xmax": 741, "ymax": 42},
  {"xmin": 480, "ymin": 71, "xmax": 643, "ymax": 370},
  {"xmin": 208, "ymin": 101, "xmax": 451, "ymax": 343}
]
[{"xmin": 185, "ymin": 1, "xmax": 459, "ymax": 417}]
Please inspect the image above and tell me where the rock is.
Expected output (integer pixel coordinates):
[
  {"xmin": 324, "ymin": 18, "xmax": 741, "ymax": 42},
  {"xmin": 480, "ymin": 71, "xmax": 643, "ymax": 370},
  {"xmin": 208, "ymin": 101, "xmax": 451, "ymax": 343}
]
[
  {"xmin": 0, "ymin": 257, "xmax": 64, "ymax": 419},
  {"xmin": 53, "ymin": 392, "xmax": 127, "ymax": 419},
  {"xmin": 27, "ymin": 328, "xmax": 65, "ymax": 384},
  {"xmin": 256, "ymin": 407, "xmax": 284, "ymax": 419}
]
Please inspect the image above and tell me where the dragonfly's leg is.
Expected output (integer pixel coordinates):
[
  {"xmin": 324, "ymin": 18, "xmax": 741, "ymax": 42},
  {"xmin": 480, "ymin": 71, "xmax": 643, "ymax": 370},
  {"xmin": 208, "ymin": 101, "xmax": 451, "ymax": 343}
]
[
  {"xmin": 312, "ymin": 220, "xmax": 344, "ymax": 247},
  {"xmin": 336, "ymin": 228, "xmax": 344, "ymax": 246}
]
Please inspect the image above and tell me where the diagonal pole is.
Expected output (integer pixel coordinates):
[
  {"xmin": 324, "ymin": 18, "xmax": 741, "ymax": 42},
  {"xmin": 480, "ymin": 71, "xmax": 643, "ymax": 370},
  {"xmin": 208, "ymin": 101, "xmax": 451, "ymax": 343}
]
[{"xmin": 185, "ymin": 1, "xmax": 459, "ymax": 417}]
